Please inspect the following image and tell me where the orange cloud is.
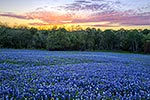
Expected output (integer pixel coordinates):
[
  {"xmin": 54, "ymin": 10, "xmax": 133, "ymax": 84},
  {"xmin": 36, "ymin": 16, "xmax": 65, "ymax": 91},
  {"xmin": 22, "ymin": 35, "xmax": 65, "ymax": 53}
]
[
  {"xmin": 0, "ymin": 11, "xmax": 76, "ymax": 25},
  {"xmin": 26, "ymin": 11, "xmax": 75, "ymax": 24},
  {"xmin": 0, "ymin": 10, "xmax": 150, "ymax": 29}
]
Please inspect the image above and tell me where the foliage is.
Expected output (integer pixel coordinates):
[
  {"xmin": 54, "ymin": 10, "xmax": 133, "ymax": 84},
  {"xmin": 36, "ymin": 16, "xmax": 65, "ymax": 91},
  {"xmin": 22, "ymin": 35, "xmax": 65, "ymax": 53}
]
[{"xmin": 0, "ymin": 24, "xmax": 150, "ymax": 52}]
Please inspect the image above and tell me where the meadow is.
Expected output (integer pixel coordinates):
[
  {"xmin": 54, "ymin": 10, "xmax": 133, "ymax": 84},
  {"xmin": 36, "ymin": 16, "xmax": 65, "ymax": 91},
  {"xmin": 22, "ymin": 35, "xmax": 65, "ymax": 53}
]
[{"xmin": 0, "ymin": 49, "xmax": 150, "ymax": 99}]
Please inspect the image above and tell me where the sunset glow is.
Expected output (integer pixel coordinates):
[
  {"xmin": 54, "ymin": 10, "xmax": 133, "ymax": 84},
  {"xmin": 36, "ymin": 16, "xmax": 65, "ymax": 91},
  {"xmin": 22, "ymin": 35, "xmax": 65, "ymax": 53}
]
[{"xmin": 0, "ymin": 0, "xmax": 150, "ymax": 30}]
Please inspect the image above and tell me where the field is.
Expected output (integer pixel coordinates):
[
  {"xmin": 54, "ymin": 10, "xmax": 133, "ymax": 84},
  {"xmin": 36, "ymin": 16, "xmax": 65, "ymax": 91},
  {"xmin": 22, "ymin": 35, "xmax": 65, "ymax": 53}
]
[{"xmin": 0, "ymin": 49, "xmax": 150, "ymax": 99}]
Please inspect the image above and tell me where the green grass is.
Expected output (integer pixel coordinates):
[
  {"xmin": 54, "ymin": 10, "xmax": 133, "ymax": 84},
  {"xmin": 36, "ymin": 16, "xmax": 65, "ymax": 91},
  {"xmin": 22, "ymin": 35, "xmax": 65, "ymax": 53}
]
[{"xmin": 93, "ymin": 50, "xmax": 147, "ymax": 55}]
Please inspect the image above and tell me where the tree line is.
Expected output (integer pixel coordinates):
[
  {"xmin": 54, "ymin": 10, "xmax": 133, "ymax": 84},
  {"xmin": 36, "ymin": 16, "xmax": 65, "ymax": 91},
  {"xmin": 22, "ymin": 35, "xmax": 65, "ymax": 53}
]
[{"xmin": 0, "ymin": 24, "xmax": 150, "ymax": 53}]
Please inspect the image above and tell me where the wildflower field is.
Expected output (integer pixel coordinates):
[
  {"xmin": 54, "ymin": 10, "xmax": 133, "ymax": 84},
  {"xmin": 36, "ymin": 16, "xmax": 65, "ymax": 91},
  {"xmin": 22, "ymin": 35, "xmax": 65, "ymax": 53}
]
[{"xmin": 0, "ymin": 49, "xmax": 150, "ymax": 99}]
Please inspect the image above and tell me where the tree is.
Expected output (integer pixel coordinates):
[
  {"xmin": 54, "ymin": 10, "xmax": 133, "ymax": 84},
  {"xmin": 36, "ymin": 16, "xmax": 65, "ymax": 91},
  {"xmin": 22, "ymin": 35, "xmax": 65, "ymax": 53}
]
[
  {"xmin": 102, "ymin": 30, "xmax": 117, "ymax": 50},
  {"xmin": 142, "ymin": 29, "xmax": 150, "ymax": 35},
  {"xmin": 126, "ymin": 30, "xmax": 144, "ymax": 52},
  {"xmin": 32, "ymin": 31, "xmax": 48, "ymax": 49},
  {"xmin": 30, "ymin": 27, "xmax": 38, "ymax": 35},
  {"xmin": 84, "ymin": 28, "xmax": 96, "ymax": 50},
  {"xmin": 144, "ymin": 33, "xmax": 150, "ymax": 53},
  {"xmin": 0, "ymin": 22, "xmax": 149, "ymax": 53},
  {"xmin": 116, "ymin": 29, "xmax": 127, "ymax": 50},
  {"xmin": 47, "ymin": 29, "xmax": 70, "ymax": 50}
]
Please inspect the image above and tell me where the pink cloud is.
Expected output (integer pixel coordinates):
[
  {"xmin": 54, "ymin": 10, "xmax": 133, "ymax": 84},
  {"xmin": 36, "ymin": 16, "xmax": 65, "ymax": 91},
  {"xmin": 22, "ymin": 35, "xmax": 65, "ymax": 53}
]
[
  {"xmin": 71, "ymin": 11, "xmax": 150, "ymax": 26},
  {"xmin": 0, "ymin": 10, "xmax": 149, "ymax": 26},
  {"xmin": 0, "ymin": 12, "xmax": 32, "ymax": 20},
  {"xmin": 26, "ymin": 11, "xmax": 74, "ymax": 24},
  {"xmin": 0, "ymin": 11, "xmax": 75, "ymax": 24}
]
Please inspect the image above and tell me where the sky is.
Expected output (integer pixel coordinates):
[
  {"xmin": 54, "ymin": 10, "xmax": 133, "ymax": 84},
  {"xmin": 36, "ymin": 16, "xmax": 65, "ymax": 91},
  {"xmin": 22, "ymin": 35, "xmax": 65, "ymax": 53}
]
[{"xmin": 0, "ymin": 0, "xmax": 150, "ymax": 30}]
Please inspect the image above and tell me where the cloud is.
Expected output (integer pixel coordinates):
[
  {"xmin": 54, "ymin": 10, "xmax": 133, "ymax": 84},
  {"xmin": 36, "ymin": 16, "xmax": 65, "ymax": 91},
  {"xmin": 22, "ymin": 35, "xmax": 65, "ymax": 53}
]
[
  {"xmin": 35, "ymin": 6, "xmax": 48, "ymax": 11},
  {"xmin": 75, "ymin": 0, "xmax": 91, "ymax": 4},
  {"xmin": 64, "ymin": 0, "xmax": 121, "ymax": 12},
  {"xmin": 0, "ymin": 8, "xmax": 149, "ymax": 27},
  {"xmin": 119, "ymin": 16, "xmax": 150, "ymax": 26},
  {"xmin": 0, "ymin": 12, "xmax": 32, "ymax": 20},
  {"xmin": 84, "ymin": 3, "xmax": 111, "ymax": 11},
  {"xmin": 28, "ymin": 22, "xmax": 49, "ymax": 26},
  {"xmin": 0, "ymin": 11, "xmax": 75, "ymax": 24},
  {"xmin": 97, "ymin": 11, "xmax": 150, "ymax": 26},
  {"xmin": 71, "ymin": 10, "xmax": 150, "ymax": 26},
  {"xmin": 26, "ymin": 11, "xmax": 74, "ymax": 24},
  {"xmin": 65, "ymin": 3, "xmax": 111, "ymax": 11},
  {"xmin": 35, "ymin": 7, "xmax": 44, "ymax": 11}
]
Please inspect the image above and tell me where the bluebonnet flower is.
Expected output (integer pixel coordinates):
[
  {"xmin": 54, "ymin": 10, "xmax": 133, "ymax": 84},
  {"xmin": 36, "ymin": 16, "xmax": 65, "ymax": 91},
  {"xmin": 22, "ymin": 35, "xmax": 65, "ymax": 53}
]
[{"xmin": 0, "ymin": 49, "xmax": 150, "ymax": 99}]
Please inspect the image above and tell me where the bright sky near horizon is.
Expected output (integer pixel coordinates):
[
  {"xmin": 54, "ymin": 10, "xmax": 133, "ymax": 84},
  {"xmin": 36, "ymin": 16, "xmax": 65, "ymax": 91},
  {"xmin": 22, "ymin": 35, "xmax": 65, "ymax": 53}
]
[{"xmin": 0, "ymin": 0, "xmax": 150, "ymax": 30}]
